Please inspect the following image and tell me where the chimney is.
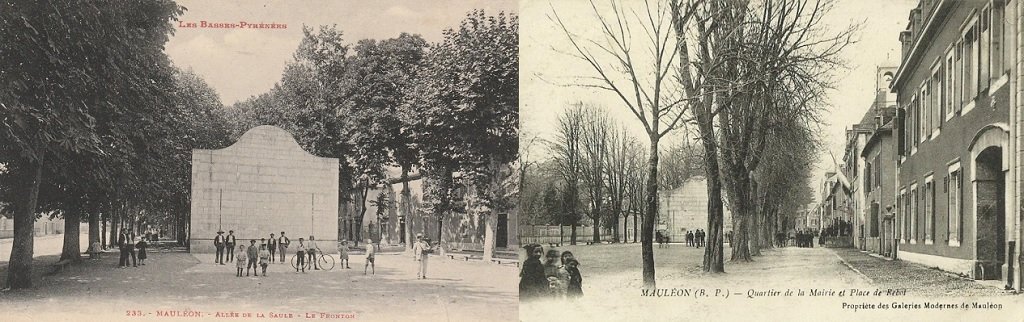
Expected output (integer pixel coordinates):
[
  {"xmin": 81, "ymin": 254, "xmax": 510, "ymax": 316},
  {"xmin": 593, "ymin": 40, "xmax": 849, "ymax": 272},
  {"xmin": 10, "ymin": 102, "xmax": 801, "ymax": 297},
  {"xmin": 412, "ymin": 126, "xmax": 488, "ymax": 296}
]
[{"xmin": 900, "ymin": 31, "xmax": 913, "ymax": 60}]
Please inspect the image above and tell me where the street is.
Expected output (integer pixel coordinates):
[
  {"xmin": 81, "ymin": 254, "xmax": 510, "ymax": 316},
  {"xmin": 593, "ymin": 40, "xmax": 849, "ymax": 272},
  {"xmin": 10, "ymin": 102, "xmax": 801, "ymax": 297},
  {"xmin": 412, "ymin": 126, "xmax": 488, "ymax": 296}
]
[
  {"xmin": 519, "ymin": 243, "xmax": 1022, "ymax": 322},
  {"xmin": 0, "ymin": 232, "xmax": 88, "ymax": 267}
]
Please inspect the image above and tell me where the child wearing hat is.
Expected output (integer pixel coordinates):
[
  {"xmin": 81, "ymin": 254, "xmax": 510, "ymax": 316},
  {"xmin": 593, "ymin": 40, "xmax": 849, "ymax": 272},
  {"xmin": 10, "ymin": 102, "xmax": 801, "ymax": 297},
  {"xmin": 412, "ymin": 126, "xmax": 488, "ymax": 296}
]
[
  {"xmin": 364, "ymin": 239, "xmax": 375, "ymax": 275},
  {"xmin": 338, "ymin": 240, "xmax": 351, "ymax": 269}
]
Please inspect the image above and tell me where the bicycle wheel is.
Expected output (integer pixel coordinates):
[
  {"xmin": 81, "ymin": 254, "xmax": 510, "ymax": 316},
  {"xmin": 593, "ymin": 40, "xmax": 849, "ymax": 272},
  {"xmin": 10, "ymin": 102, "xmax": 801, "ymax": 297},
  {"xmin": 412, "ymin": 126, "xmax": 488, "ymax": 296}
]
[
  {"xmin": 319, "ymin": 254, "xmax": 335, "ymax": 270},
  {"xmin": 292, "ymin": 254, "xmax": 312, "ymax": 270}
]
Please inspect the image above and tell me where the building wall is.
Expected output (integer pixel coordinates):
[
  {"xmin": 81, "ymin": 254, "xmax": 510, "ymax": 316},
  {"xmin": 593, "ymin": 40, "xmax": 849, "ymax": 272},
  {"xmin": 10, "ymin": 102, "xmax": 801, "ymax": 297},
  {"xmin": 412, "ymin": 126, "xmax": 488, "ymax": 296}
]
[
  {"xmin": 189, "ymin": 125, "xmax": 339, "ymax": 253},
  {"xmin": 865, "ymin": 132, "xmax": 896, "ymax": 255},
  {"xmin": 894, "ymin": 1, "xmax": 1013, "ymax": 274},
  {"xmin": 659, "ymin": 177, "xmax": 733, "ymax": 242}
]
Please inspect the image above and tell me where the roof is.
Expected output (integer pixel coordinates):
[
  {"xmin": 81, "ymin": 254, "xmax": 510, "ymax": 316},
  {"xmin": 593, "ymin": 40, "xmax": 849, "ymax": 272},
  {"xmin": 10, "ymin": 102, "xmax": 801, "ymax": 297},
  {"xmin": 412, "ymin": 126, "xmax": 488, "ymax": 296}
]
[{"xmin": 860, "ymin": 121, "xmax": 893, "ymax": 158}]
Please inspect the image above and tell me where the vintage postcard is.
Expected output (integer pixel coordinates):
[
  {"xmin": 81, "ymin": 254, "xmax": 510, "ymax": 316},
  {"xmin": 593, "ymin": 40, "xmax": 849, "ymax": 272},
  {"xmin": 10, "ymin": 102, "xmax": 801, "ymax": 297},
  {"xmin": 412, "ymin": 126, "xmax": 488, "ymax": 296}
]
[
  {"xmin": 0, "ymin": 0, "xmax": 518, "ymax": 321},
  {"xmin": 518, "ymin": 0, "xmax": 1024, "ymax": 321}
]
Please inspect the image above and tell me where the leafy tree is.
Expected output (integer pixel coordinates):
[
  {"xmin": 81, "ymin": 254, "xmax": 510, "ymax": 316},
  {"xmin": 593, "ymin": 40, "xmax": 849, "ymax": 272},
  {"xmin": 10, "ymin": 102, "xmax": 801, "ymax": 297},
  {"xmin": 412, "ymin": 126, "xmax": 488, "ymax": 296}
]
[{"xmin": 0, "ymin": 0, "xmax": 183, "ymax": 289}]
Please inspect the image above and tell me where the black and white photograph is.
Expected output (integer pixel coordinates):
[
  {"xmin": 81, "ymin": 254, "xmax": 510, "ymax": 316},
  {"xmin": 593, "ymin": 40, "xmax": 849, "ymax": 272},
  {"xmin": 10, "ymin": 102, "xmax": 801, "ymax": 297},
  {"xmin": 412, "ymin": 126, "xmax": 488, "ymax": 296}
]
[
  {"xmin": 0, "ymin": 1, "xmax": 518, "ymax": 321},
  {"xmin": 519, "ymin": 0, "xmax": 1024, "ymax": 321}
]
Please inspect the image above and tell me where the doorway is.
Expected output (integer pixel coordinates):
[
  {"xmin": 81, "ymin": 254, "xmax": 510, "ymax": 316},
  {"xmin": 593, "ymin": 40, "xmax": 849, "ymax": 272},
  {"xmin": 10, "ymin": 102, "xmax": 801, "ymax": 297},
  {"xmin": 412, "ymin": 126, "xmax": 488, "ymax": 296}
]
[{"xmin": 974, "ymin": 146, "xmax": 1005, "ymax": 280}]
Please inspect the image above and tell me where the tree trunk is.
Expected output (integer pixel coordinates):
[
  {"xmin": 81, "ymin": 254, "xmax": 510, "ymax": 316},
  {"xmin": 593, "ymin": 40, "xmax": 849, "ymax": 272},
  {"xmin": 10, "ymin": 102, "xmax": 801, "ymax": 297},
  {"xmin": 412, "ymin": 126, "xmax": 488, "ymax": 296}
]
[
  {"xmin": 7, "ymin": 157, "xmax": 44, "ymax": 289},
  {"xmin": 749, "ymin": 177, "xmax": 762, "ymax": 256},
  {"xmin": 570, "ymin": 224, "xmax": 577, "ymax": 245},
  {"xmin": 60, "ymin": 209, "xmax": 83, "ymax": 262},
  {"xmin": 633, "ymin": 213, "xmax": 638, "ymax": 243},
  {"xmin": 482, "ymin": 158, "xmax": 501, "ymax": 262},
  {"xmin": 89, "ymin": 211, "xmax": 100, "ymax": 249},
  {"xmin": 641, "ymin": 137, "xmax": 659, "ymax": 289},
  {"xmin": 622, "ymin": 214, "xmax": 628, "ymax": 243},
  {"xmin": 592, "ymin": 217, "xmax": 600, "ymax": 244},
  {"xmin": 101, "ymin": 211, "xmax": 107, "ymax": 249},
  {"xmin": 400, "ymin": 165, "xmax": 413, "ymax": 250}
]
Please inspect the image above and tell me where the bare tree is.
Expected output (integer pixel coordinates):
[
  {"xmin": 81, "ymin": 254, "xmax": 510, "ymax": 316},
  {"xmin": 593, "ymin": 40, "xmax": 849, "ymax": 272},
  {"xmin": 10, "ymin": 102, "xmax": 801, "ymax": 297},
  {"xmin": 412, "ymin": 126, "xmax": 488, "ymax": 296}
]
[
  {"xmin": 579, "ymin": 105, "xmax": 612, "ymax": 243},
  {"xmin": 553, "ymin": 0, "xmax": 698, "ymax": 289},
  {"xmin": 551, "ymin": 103, "xmax": 586, "ymax": 245}
]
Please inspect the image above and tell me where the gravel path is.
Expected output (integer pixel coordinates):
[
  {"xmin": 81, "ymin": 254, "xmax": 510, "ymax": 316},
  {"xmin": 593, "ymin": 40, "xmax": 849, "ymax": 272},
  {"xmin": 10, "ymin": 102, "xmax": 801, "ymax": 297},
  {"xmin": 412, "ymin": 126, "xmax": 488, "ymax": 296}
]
[
  {"xmin": 0, "ymin": 248, "xmax": 516, "ymax": 321},
  {"xmin": 830, "ymin": 248, "xmax": 1014, "ymax": 297}
]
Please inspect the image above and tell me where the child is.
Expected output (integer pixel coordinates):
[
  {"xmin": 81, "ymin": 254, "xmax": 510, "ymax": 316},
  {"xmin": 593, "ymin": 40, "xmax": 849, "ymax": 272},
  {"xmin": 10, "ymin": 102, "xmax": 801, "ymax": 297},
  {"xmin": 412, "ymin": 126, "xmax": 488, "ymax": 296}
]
[
  {"xmin": 364, "ymin": 239, "xmax": 375, "ymax": 275},
  {"xmin": 258, "ymin": 244, "xmax": 270, "ymax": 277},
  {"xmin": 235, "ymin": 245, "xmax": 247, "ymax": 277},
  {"xmin": 338, "ymin": 240, "xmax": 351, "ymax": 269},
  {"xmin": 136, "ymin": 237, "xmax": 148, "ymax": 265},
  {"xmin": 565, "ymin": 259, "xmax": 583, "ymax": 299},
  {"xmin": 295, "ymin": 238, "xmax": 306, "ymax": 273}
]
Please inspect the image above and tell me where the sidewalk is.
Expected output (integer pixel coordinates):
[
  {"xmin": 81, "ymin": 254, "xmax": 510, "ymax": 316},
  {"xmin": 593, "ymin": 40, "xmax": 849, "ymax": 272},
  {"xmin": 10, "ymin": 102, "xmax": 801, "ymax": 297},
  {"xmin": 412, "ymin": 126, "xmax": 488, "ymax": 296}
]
[{"xmin": 831, "ymin": 248, "xmax": 1014, "ymax": 297}]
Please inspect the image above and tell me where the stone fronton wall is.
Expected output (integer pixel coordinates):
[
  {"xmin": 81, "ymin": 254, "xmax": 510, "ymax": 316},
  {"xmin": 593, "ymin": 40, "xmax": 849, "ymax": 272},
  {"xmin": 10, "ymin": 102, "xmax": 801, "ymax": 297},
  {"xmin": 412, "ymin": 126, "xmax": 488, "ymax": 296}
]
[{"xmin": 190, "ymin": 125, "xmax": 339, "ymax": 253}]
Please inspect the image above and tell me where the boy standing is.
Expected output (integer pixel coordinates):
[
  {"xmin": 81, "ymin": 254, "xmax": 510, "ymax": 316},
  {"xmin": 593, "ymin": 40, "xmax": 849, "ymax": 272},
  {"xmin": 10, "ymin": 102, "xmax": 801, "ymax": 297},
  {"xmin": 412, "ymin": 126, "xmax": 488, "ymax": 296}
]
[
  {"xmin": 364, "ymin": 239, "xmax": 375, "ymax": 275},
  {"xmin": 246, "ymin": 240, "xmax": 259, "ymax": 276},
  {"xmin": 338, "ymin": 240, "xmax": 351, "ymax": 269}
]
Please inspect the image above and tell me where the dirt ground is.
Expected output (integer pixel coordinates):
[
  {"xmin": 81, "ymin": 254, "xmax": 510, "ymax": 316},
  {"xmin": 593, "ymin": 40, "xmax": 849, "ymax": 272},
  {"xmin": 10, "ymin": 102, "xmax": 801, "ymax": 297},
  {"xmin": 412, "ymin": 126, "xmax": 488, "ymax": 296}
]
[
  {"xmin": 519, "ymin": 243, "xmax": 1024, "ymax": 322},
  {"xmin": 0, "ymin": 246, "xmax": 517, "ymax": 322}
]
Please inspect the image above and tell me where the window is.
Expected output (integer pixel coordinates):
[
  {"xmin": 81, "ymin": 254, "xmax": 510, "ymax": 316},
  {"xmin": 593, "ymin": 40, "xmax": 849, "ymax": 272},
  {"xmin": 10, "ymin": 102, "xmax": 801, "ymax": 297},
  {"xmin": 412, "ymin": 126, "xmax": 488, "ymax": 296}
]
[
  {"xmin": 897, "ymin": 191, "xmax": 905, "ymax": 243},
  {"xmin": 945, "ymin": 50, "xmax": 955, "ymax": 120},
  {"xmin": 865, "ymin": 162, "xmax": 872, "ymax": 193},
  {"xmin": 913, "ymin": 94, "xmax": 921, "ymax": 145},
  {"xmin": 990, "ymin": 1, "xmax": 1005, "ymax": 83},
  {"xmin": 910, "ymin": 184, "xmax": 918, "ymax": 243},
  {"xmin": 924, "ymin": 177, "xmax": 934, "ymax": 244},
  {"xmin": 874, "ymin": 155, "xmax": 881, "ymax": 189},
  {"xmin": 870, "ymin": 203, "xmax": 880, "ymax": 238},
  {"xmin": 931, "ymin": 67, "xmax": 942, "ymax": 130},
  {"xmin": 920, "ymin": 83, "xmax": 930, "ymax": 139},
  {"xmin": 963, "ymin": 22, "xmax": 977, "ymax": 105},
  {"xmin": 948, "ymin": 163, "xmax": 962, "ymax": 246},
  {"xmin": 955, "ymin": 40, "xmax": 964, "ymax": 113},
  {"xmin": 979, "ymin": 6, "xmax": 991, "ymax": 90}
]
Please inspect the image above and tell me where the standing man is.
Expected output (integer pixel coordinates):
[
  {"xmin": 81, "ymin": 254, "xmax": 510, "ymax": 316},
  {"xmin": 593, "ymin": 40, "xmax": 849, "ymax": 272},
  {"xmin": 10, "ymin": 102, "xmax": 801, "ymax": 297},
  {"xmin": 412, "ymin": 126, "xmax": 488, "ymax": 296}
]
[
  {"xmin": 307, "ymin": 236, "xmax": 319, "ymax": 270},
  {"xmin": 278, "ymin": 231, "xmax": 290, "ymax": 263},
  {"xmin": 117, "ymin": 229, "xmax": 132, "ymax": 268},
  {"xmin": 268, "ymin": 233, "xmax": 278, "ymax": 263},
  {"xmin": 225, "ymin": 230, "xmax": 237, "ymax": 263},
  {"xmin": 685, "ymin": 230, "xmax": 694, "ymax": 247},
  {"xmin": 214, "ymin": 230, "xmax": 226, "ymax": 265},
  {"xmin": 246, "ymin": 239, "xmax": 259, "ymax": 276},
  {"xmin": 413, "ymin": 233, "xmax": 432, "ymax": 279}
]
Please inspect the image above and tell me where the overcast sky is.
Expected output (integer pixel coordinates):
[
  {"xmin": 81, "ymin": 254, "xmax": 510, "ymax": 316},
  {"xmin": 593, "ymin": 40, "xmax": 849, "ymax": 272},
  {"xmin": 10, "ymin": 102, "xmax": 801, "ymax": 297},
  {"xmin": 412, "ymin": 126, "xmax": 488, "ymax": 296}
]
[
  {"xmin": 520, "ymin": 0, "xmax": 916, "ymax": 204},
  {"xmin": 165, "ymin": 0, "xmax": 518, "ymax": 106}
]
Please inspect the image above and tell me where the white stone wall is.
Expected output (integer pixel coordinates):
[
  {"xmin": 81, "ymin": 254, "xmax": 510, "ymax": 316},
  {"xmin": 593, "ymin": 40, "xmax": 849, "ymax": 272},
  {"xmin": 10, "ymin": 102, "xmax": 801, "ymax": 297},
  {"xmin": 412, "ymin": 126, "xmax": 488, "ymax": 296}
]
[
  {"xmin": 190, "ymin": 125, "xmax": 339, "ymax": 253},
  {"xmin": 659, "ymin": 177, "xmax": 734, "ymax": 242}
]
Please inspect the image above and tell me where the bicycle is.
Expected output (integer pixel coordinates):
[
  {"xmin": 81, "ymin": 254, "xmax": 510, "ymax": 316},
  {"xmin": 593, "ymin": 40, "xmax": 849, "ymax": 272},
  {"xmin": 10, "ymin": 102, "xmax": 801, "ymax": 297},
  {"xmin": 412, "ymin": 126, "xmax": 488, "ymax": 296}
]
[{"xmin": 290, "ymin": 248, "xmax": 335, "ymax": 271}]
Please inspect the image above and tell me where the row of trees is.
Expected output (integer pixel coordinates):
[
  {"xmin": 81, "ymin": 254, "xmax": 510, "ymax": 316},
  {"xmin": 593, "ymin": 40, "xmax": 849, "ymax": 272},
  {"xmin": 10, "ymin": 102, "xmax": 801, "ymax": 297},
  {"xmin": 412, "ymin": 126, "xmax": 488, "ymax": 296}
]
[
  {"xmin": 218, "ymin": 10, "xmax": 519, "ymax": 260},
  {"xmin": 519, "ymin": 103, "xmax": 701, "ymax": 246},
  {"xmin": 554, "ymin": 0, "xmax": 850, "ymax": 288},
  {"xmin": 1, "ymin": 1, "xmax": 232, "ymax": 289}
]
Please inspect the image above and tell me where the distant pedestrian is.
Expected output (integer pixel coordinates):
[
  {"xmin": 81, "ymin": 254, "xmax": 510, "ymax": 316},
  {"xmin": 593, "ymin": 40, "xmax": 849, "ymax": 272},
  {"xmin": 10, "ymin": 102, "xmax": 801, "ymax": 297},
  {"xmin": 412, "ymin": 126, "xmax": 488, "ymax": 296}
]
[
  {"xmin": 295, "ymin": 238, "xmax": 306, "ymax": 273},
  {"xmin": 235, "ymin": 245, "xmax": 247, "ymax": 277},
  {"xmin": 278, "ymin": 232, "xmax": 290, "ymax": 263},
  {"xmin": 364, "ymin": 238, "xmax": 375, "ymax": 275},
  {"xmin": 225, "ymin": 230, "xmax": 237, "ymax": 263},
  {"xmin": 519, "ymin": 244, "xmax": 547, "ymax": 301},
  {"xmin": 686, "ymin": 230, "xmax": 694, "ymax": 247},
  {"xmin": 413, "ymin": 233, "xmax": 432, "ymax": 279},
  {"xmin": 136, "ymin": 237, "xmax": 148, "ymax": 266},
  {"xmin": 338, "ymin": 240, "xmax": 351, "ymax": 269},
  {"xmin": 268, "ymin": 233, "xmax": 278, "ymax": 263},
  {"xmin": 213, "ymin": 230, "xmax": 226, "ymax": 265},
  {"xmin": 128, "ymin": 236, "xmax": 138, "ymax": 267},
  {"xmin": 259, "ymin": 244, "xmax": 270, "ymax": 277},
  {"xmin": 117, "ymin": 229, "xmax": 132, "ymax": 268},
  {"xmin": 246, "ymin": 240, "xmax": 259, "ymax": 276}
]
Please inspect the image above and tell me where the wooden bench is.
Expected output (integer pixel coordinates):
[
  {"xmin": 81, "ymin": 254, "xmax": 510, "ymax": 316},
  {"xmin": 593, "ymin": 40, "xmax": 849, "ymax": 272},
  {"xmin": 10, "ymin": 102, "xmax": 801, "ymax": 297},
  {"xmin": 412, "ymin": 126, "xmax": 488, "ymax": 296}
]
[
  {"xmin": 490, "ymin": 258, "xmax": 519, "ymax": 267},
  {"xmin": 445, "ymin": 253, "xmax": 483, "ymax": 261},
  {"xmin": 548, "ymin": 242, "xmax": 561, "ymax": 248}
]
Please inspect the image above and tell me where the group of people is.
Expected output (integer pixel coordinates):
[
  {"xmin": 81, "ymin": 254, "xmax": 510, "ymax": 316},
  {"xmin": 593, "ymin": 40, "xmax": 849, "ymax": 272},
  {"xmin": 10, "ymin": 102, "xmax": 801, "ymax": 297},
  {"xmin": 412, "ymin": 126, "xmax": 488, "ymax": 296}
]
[
  {"xmin": 794, "ymin": 229, "xmax": 816, "ymax": 248},
  {"xmin": 519, "ymin": 244, "xmax": 582, "ymax": 301},
  {"xmin": 115, "ymin": 228, "xmax": 150, "ymax": 268},
  {"xmin": 686, "ymin": 229, "xmax": 706, "ymax": 248}
]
